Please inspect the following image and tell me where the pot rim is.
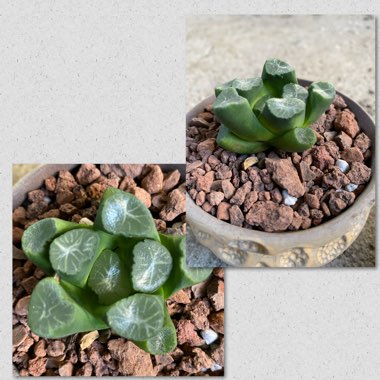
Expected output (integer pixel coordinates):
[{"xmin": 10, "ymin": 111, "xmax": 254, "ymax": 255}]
[{"xmin": 186, "ymin": 80, "xmax": 375, "ymax": 243}]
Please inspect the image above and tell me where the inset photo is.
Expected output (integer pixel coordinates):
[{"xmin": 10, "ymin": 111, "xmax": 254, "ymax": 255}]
[
  {"xmin": 186, "ymin": 15, "xmax": 375, "ymax": 267},
  {"xmin": 13, "ymin": 164, "xmax": 224, "ymax": 376}
]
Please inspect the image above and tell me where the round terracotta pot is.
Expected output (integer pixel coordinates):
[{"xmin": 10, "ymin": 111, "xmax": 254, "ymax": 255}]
[{"xmin": 186, "ymin": 82, "xmax": 376, "ymax": 267}]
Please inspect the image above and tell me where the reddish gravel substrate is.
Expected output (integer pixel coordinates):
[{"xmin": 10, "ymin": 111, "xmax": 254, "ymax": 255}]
[
  {"xmin": 186, "ymin": 95, "xmax": 372, "ymax": 232},
  {"xmin": 13, "ymin": 164, "xmax": 224, "ymax": 377}
]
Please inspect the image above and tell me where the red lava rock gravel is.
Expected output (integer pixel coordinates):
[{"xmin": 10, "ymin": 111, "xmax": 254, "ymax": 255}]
[
  {"xmin": 13, "ymin": 164, "xmax": 224, "ymax": 376},
  {"xmin": 186, "ymin": 95, "xmax": 372, "ymax": 232}
]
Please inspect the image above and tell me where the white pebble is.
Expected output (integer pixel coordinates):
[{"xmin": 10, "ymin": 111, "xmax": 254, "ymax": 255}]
[
  {"xmin": 282, "ymin": 190, "xmax": 298, "ymax": 206},
  {"xmin": 211, "ymin": 364, "xmax": 223, "ymax": 372},
  {"xmin": 345, "ymin": 183, "xmax": 358, "ymax": 192},
  {"xmin": 201, "ymin": 329, "xmax": 218, "ymax": 345},
  {"xmin": 336, "ymin": 159, "xmax": 350, "ymax": 173}
]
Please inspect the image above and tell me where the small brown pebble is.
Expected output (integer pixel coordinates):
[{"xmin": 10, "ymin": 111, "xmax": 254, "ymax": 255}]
[
  {"xmin": 76, "ymin": 362, "xmax": 93, "ymax": 376},
  {"xmin": 321, "ymin": 202, "xmax": 331, "ymax": 217},
  {"xmin": 310, "ymin": 209, "xmax": 324, "ymax": 219},
  {"xmin": 312, "ymin": 145, "xmax": 334, "ymax": 171},
  {"xmin": 207, "ymin": 277, "xmax": 224, "ymax": 311},
  {"xmin": 13, "ymin": 206, "xmax": 27, "ymax": 224},
  {"xmin": 13, "ymin": 325, "xmax": 28, "ymax": 347},
  {"xmin": 56, "ymin": 170, "xmax": 77, "ymax": 192},
  {"xmin": 298, "ymin": 161, "xmax": 316, "ymax": 182},
  {"xmin": 26, "ymin": 201, "xmax": 49, "ymax": 219},
  {"xmin": 207, "ymin": 191, "xmax": 224, "ymax": 206},
  {"xmin": 56, "ymin": 189, "xmax": 75, "ymax": 205},
  {"xmin": 59, "ymin": 203, "xmax": 77, "ymax": 215},
  {"xmin": 28, "ymin": 189, "xmax": 45, "ymax": 203},
  {"xmin": 334, "ymin": 109, "xmax": 360, "ymax": 138},
  {"xmin": 169, "ymin": 289, "xmax": 191, "ymax": 304},
  {"xmin": 220, "ymin": 179, "xmax": 235, "ymax": 199},
  {"xmin": 129, "ymin": 186, "xmax": 152, "ymax": 208},
  {"xmin": 230, "ymin": 181, "xmax": 251, "ymax": 206},
  {"xmin": 195, "ymin": 191, "xmax": 206, "ymax": 206},
  {"xmin": 322, "ymin": 167, "xmax": 350, "ymax": 189},
  {"xmin": 58, "ymin": 361, "xmax": 74, "ymax": 377},
  {"xmin": 334, "ymin": 132, "xmax": 352, "ymax": 150},
  {"xmin": 354, "ymin": 132, "xmax": 371, "ymax": 153},
  {"xmin": 229, "ymin": 205, "xmax": 244, "ymax": 227},
  {"xmin": 20, "ymin": 276, "xmax": 38, "ymax": 294},
  {"xmin": 76, "ymin": 164, "xmax": 101, "ymax": 185},
  {"xmin": 328, "ymin": 190, "xmax": 356, "ymax": 216},
  {"xmin": 47, "ymin": 341, "xmax": 65, "ymax": 357},
  {"xmin": 45, "ymin": 176, "xmax": 57, "ymax": 192},
  {"xmin": 15, "ymin": 295, "xmax": 31, "ymax": 316},
  {"xmin": 346, "ymin": 162, "xmax": 372, "ymax": 185},
  {"xmin": 28, "ymin": 357, "xmax": 47, "ymax": 376},
  {"xmin": 18, "ymin": 336, "xmax": 34, "ymax": 352},
  {"xmin": 34, "ymin": 339, "xmax": 47, "ymax": 357},
  {"xmin": 162, "ymin": 170, "xmax": 181, "ymax": 192},
  {"xmin": 243, "ymin": 191, "xmax": 258, "ymax": 212},
  {"xmin": 305, "ymin": 193, "xmax": 320, "ymax": 209},
  {"xmin": 196, "ymin": 172, "xmax": 214, "ymax": 193},
  {"xmin": 216, "ymin": 202, "xmax": 231, "ymax": 221},
  {"xmin": 246, "ymin": 201, "xmax": 293, "ymax": 232},
  {"xmin": 176, "ymin": 320, "xmax": 204, "ymax": 346},
  {"xmin": 340, "ymin": 147, "xmax": 364, "ymax": 163},
  {"xmin": 289, "ymin": 211, "xmax": 303, "ymax": 231},
  {"xmin": 159, "ymin": 189, "xmax": 185, "ymax": 221},
  {"xmin": 13, "ymin": 227, "xmax": 24, "ymax": 245},
  {"xmin": 141, "ymin": 165, "xmax": 164, "ymax": 194},
  {"xmin": 209, "ymin": 311, "xmax": 224, "ymax": 334},
  {"xmin": 301, "ymin": 217, "xmax": 312, "ymax": 230}
]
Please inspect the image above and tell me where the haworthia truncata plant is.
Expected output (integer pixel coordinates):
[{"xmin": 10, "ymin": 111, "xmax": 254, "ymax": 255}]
[
  {"xmin": 213, "ymin": 58, "xmax": 336, "ymax": 153},
  {"xmin": 23, "ymin": 187, "xmax": 212, "ymax": 355}
]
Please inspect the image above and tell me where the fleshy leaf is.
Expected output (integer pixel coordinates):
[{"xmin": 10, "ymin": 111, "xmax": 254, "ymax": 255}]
[
  {"xmin": 88, "ymin": 249, "xmax": 132, "ymax": 305},
  {"xmin": 28, "ymin": 277, "xmax": 108, "ymax": 339},
  {"xmin": 131, "ymin": 239, "xmax": 173, "ymax": 293},
  {"xmin": 21, "ymin": 218, "xmax": 87, "ymax": 274},
  {"xmin": 213, "ymin": 88, "xmax": 275, "ymax": 142},
  {"xmin": 270, "ymin": 127, "xmax": 317, "ymax": 152},
  {"xmin": 134, "ymin": 307, "xmax": 177, "ymax": 355},
  {"xmin": 282, "ymin": 83, "xmax": 309, "ymax": 103},
  {"xmin": 216, "ymin": 77, "xmax": 266, "ymax": 107},
  {"xmin": 304, "ymin": 81, "xmax": 336, "ymax": 126},
  {"xmin": 107, "ymin": 294, "xmax": 165, "ymax": 341},
  {"xmin": 252, "ymin": 94, "xmax": 271, "ymax": 116},
  {"xmin": 160, "ymin": 234, "xmax": 212, "ymax": 299},
  {"xmin": 216, "ymin": 125, "xmax": 269, "ymax": 154},
  {"xmin": 259, "ymin": 97, "xmax": 305, "ymax": 135},
  {"xmin": 95, "ymin": 188, "xmax": 159, "ymax": 241},
  {"xmin": 49, "ymin": 229, "xmax": 115, "ymax": 288},
  {"xmin": 262, "ymin": 58, "xmax": 297, "ymax": 96}
]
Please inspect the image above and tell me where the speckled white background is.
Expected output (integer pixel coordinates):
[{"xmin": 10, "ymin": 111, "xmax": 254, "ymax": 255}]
[{"xmin": 1, "ymin": 1, "xmax": 379, "ymax": 379}]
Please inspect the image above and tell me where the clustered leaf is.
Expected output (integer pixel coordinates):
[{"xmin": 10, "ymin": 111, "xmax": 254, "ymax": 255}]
[
  {"xmin": 213, "ymin": 58, "xmax": 336, "ymax": 153},
  {"xmin": 22, "ymin": 187, "xmax": 212, "ymax": 355}
]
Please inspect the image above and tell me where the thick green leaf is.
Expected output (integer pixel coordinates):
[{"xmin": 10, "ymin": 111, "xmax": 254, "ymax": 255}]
[
  {"xmin": 160, "ymin": 234, "xmax": 212, "ymax": 299},
  {"xmin": 262, "ymin": 58, "xmax": 297, "ymax": 97},
  {"xmin": 259, "ymin": 97, "xmax": 305, "ymax": 135},
  {"xmin": 131, "ymin": 239, "xmax": 173, "ymax": 293},
  {"xmin": 216, "ymin": 125, "xmax": 269, "ymax": 154},
  {"xmin": 88, "ymin": 249, "xmax": 132, "ymax": 305},
  {"xmin": 49, "ymin": 229, "xmax": 115, "ymax": 288},
  {"xmin": 252, "ymin": 94, "xmax": 271, "ymax": 117},
  {"xmin": 28, "ymin": 277, "xmax": 108, "ymax": 339},
  {"xmin": 270, "ymin": 127, "xmax": 317, "ymax": 152},
  {"xmin": 107, "ymin": 294, "xmax": 165, "ymax": 341},
  {"xmin": 213, "ymin": 88, "xmax": 275, "ymax": 142},
  {"xmin": 134, "ymin": 307, "xmax": 177, "ymax": 355},
  {"xmin": 304, "ymin": 81, "xmax": 336, "ymax": 126},
  {"xmin": 216, "ymin": 77, "xmax": 266, "ymax": 107},
  {"xmin": 95, "ymin": 188, "xmax": 159, "ymax": 241},
  {"xmin": 282, "ymin": 83, "xmax": 309, "ymax": 103},
  {"xmin": 21, "ymin": 218, "xmax": 87, "ymax": 274}
]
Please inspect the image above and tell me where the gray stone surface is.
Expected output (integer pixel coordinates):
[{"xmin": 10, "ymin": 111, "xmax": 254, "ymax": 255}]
[{"xmin": 186, "ymin": 15, "xmax": 375, "ymax": 267}]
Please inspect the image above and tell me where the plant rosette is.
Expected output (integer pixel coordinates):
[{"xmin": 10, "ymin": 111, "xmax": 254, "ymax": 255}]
[
  {"xmin": 186, "ymin": 59, "xmax": 375, "ymax": 267},
  {"xmin": 13, "ymin": 165, "xmax": 224, "ymax": 377}
]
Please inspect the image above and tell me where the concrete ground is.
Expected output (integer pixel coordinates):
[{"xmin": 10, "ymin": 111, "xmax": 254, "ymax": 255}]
[{"xmin": 186, "ymin": 15, "xmax": 375, "ymax": 267}]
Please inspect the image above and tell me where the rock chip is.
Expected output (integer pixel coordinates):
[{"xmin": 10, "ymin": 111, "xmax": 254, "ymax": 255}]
[
  {"xmin": 207, "ymin": 191, "xmax": 225, "ymax": 206},
  {"xmin": 209, "ymin": 311, "xmax": 224, "ymax": 334},
  {"xmin": 176, "ymin": 320, "xmax": 204, "ymax": 346},
  {"xmin": 265, "ymin": 158, "xmax": 304, "ymax": 197},
  {"xmin": 334, "ymin": 109, "xmax": 360, "ymax": 138},
  {"xmin": 47, "ymin": 341, "xmax": 65, "ymax": 357},
  {"xmin": 15, "ymin": 295, "xmax": 31, "ymax": 316},
  {"xmin": 129, "ymin": 186, "xmax": 152, "ymax": 208},
  {"xmin": 346, "ymin": 162, "xmax": 372, "ymax": 185},
  {"xmin": 322, "ymin": 167, "xmax": 350, "ymax": 189},
  {"xmin": 216, "ymin": 202, "xmax": 231, "ymax": 221},
  {"xmin": 76, "ymin": 164, "xmax": 101, "ymax": 185},
  {"xmin": 340, "ymin": 147, "xmax": 364, "ymax": 163},
  {"xmin": 207, "ymin": 277, "xmax": 224, "ymax": 311},
  {"xmin": 108, "ymin": 339, "xmax": 155, "ymax": 376},
  {"xmin": 312, "ymin": 145, "xmax": 334, "ymax": 171},
  {"xmin": 185, "ymin": 299, "xmax": 210, "ymax": 330},
  {"xmin": 196, "ymin": 172, "xmax": 214, "ymax": 193},
  {"xmin": 354, "ymin": 132, "xmax": 371, "ymax": 153},
  {"xmin": 245, "ymin": 201, "xmax": 293, "ymax": 232},
  {"xmin": 328, "ymin": 190, "xmax": 356, "ymax": 216},
  {"xmin": 305, "ymin": 193, "xmax": 320, "ymax": 209},
  {"xmin": 334, "ymin": 132, "xmax": 352, "ymax": 150},
  {"xmin": 28, "ymin": 357, "xmax": 47, "ymax": 376},
  {"xmin": 230, "ymin": 181, "xmax": 251, "ymax": 206},
  {"xmin": 298, "ymin": 161, "xmax": 316, "ymax": 182},
  {"xmin": 141, "ymin": 165, "xmax": 164, "ymax": 194},
  {"xmin": 159, "ymin": 189, "xmax": 185, "ymax": 221},
  {"xmin": 162, "ymin": 170, "xmax": 181, "ymax": 192},
  {"xmin": 58, "ymin": 362, "xmax": 74, "ymax": 377},
  {"xmin": 229, "ymin": 205, "xmax": 244, "ymax": 227}
]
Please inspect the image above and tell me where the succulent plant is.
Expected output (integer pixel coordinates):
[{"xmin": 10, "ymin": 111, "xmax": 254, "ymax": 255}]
[
  {"xmin": 213, "ymin": 58, "xmax": 336, "ymax": 153},
  {"xmin": 22, "ymin": 187, "xmax": 212, "ymax": 355}
]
